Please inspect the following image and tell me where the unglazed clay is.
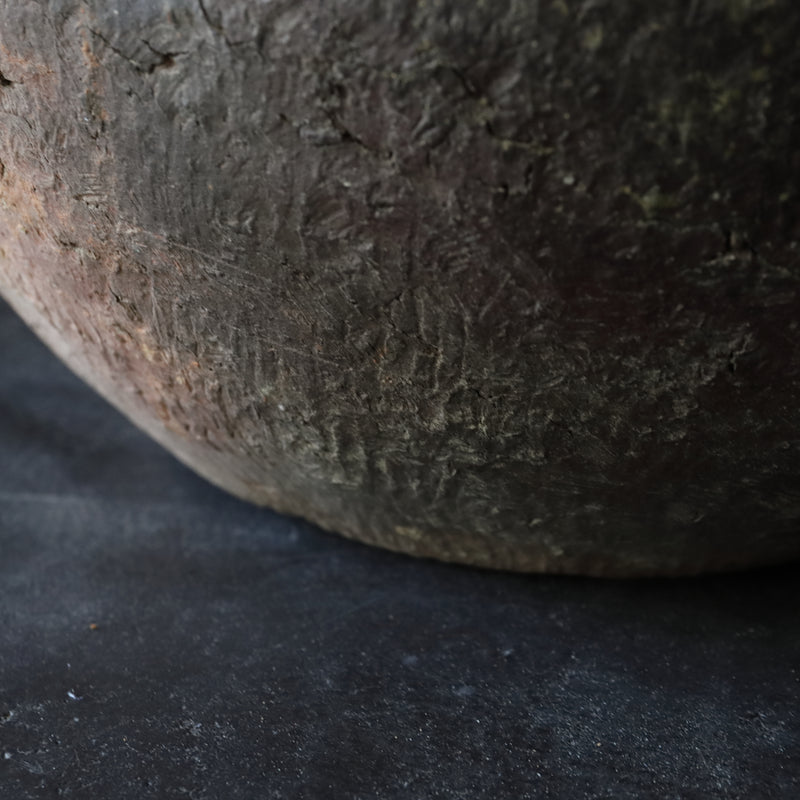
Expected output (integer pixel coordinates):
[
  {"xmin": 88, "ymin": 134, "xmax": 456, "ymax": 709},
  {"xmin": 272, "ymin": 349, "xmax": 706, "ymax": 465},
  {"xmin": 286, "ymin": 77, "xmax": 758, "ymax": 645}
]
[{"xmin": 0, "ymin": 0, "xmax": 798, "ymax": 575}]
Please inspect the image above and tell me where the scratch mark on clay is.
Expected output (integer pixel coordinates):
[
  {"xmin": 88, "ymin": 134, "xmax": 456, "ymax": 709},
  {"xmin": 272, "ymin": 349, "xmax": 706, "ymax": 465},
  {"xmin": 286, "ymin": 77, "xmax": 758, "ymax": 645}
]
[
  {"xmin": 478, "ymin": 272, "xmax": 511, "ymax": 322},
  {"xmin": 116, "ymin": 222, "xmax": 280, "ymax": 288}
]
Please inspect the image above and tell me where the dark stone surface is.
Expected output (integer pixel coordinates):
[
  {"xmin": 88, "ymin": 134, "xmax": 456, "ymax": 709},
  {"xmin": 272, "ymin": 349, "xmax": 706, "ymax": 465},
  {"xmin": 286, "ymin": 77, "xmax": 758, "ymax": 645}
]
[{"xmin": 1, "ymin": 297, "xmax": 799, "ymax": 797}]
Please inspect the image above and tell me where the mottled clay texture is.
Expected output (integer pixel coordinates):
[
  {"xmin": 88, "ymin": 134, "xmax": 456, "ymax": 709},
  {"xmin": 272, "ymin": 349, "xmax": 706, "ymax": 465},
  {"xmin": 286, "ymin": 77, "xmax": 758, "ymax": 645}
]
[{"xmin": 1, "ymin": 0, "xmax": 798, "ymax": 575}]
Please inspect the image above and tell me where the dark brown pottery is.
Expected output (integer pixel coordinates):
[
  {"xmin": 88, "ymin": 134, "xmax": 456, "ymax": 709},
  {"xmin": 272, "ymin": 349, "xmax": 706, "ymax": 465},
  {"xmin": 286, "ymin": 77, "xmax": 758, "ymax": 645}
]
[{"xmin": 1, "ymin": 0, "xmax": 798, "ymax": 575}]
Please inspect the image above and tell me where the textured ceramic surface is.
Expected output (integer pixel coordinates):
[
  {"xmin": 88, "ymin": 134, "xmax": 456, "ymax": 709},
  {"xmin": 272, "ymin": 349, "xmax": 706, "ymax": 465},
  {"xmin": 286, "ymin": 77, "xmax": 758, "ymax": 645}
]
[{"xmin": 0, "ymin": 0, "xmax": 798, "ymax": 575}]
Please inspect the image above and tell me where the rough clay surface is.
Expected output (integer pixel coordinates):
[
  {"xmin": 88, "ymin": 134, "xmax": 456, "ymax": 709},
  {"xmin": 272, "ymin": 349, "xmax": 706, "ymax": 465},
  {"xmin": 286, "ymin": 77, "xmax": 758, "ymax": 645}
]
[{"xmin": 0, "ymin": 0, "xmax": 798, "ymax": 575}]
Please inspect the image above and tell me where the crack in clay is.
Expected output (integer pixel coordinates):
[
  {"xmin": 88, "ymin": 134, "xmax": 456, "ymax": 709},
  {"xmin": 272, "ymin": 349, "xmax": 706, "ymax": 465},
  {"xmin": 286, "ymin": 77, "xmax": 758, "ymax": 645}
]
[
  {"xmin": 141, "ymin": 40, "xmax": 186, "ymax": 74},
  {"xmin": 87, "ymin": 29, "xmax": 187, "ymax": 75}
]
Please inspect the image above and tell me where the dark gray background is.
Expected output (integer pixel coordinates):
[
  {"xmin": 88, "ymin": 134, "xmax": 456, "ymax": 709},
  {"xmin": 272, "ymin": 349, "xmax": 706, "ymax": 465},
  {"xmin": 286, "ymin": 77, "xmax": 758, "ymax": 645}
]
[{"xmin": 1, "ymin": 295, "xmax": 798, "ymax": 798}]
